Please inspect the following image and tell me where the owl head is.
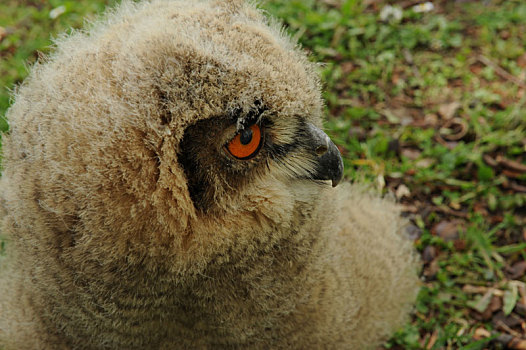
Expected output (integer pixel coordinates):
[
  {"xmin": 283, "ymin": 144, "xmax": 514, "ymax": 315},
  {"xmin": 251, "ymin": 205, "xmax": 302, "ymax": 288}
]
[{"xmin": 2, "ymin": 0, "xmax": 343, "ymax": 270}]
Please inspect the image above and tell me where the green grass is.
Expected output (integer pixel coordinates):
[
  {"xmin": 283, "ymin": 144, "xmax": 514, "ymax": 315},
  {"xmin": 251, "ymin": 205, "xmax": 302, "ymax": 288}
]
[
  {"xmin": 1, "ymin": 0, "xmax": 525, "ymax": 348},
  {"xmin": 0, "ymin": 0, "xmax": 111, "ymax": 122}
]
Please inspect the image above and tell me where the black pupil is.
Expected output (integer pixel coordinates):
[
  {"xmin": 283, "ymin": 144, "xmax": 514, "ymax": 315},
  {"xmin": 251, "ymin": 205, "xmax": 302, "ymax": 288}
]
[{"xmin": 240, "ymin": 128, "xmax": 253, "ymax": 145}]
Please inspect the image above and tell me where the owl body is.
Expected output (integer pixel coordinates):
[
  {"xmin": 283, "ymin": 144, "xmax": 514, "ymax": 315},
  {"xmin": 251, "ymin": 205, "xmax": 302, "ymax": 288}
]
[{"xmin": 0, "ymin": 1, "xmax": 419, "ymax": 349}]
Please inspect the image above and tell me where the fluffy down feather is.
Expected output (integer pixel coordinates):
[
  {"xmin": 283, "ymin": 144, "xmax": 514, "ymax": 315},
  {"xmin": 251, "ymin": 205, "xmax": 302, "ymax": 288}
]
[{"xmin": 0, "ymin": 0, "xmax": 420, "ymax": 349}]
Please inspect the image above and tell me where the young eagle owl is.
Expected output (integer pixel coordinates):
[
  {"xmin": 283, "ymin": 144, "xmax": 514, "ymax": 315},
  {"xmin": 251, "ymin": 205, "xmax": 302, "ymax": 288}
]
[{"xmin": 0, "ymin": 0, "xmax": 419, "ymax": 349}]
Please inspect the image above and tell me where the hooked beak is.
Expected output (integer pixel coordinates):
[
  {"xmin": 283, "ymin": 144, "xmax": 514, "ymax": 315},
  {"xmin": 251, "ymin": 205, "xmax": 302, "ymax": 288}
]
[{"xmin": 304, "ymin": 123, "xmax": 344, "ymax": 187}]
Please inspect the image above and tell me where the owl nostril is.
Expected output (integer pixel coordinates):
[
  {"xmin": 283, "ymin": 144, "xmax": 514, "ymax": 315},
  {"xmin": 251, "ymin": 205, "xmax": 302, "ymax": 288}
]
[{"xmin": 315, "ymin": 145, "xmax": 328, "ymax": 156}]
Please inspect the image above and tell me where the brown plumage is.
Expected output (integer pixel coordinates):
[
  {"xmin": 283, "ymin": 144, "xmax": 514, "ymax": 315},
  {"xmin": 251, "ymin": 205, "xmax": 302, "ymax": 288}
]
[{"xmin": 0, "ymin": 0, "xmax": 420, "ymax": 349}]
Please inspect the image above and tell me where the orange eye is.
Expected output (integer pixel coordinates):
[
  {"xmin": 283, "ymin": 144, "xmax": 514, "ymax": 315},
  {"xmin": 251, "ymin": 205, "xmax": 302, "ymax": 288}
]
[{"xmin": 225, "ymin": 124, "xmax": 263, "ymax": 160}]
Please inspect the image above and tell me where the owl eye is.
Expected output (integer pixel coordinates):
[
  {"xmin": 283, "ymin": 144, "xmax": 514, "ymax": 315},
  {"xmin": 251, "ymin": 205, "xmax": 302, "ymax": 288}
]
[{"xmin": 225, "ymin": 124, "xmax": 263, "ymax": 160}]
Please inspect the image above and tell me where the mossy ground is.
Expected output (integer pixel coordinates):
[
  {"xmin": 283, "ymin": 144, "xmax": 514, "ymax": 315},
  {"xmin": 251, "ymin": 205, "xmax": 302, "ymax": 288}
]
[{"xmin": 1, "ymin": 1, "xmax": 525, "ymax": 348}]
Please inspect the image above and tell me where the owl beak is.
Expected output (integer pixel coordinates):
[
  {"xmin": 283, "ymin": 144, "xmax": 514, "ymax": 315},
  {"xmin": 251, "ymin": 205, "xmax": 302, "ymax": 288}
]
[{"xmin": 305, "ymin": 123, "xmax": 344, "ymax": 187}]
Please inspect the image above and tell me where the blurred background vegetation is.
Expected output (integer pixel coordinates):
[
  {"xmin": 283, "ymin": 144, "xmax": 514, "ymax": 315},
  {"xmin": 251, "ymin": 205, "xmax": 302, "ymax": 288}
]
[{"xmin": 1, "ymin": 0, "xmax": 525, "ymax": 348}]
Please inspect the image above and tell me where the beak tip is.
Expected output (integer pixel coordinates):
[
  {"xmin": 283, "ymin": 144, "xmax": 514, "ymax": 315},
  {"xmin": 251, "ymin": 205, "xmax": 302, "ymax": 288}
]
[
  {"xmin": 331, "ymin": 159, "xmax": 344, "ymax": 187},
  {"xmin": 304, "ymin": 123, "xmax": 345, "ymax": 187}
]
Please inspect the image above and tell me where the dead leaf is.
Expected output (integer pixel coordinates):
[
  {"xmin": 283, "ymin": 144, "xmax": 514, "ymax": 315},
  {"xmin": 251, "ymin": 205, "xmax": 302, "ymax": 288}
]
[
  {"xmin": 500, "ymin": 30, "xmax": 511, "ymax": 40},
  {"xmin": 479, "ymin": 294, "xmax": 503, "ymax": 320},
  {"xmin": 424, "ymin": 113, "xmax": 438, "ymax": 127},
  {"xmin": 422, "ymin": 245, "xmax": 436, "ymax": 264},
  {"xmin": 490, "ymin": 215, "xmax": 504, "ymax": 224},
  {"xmin": 506, "ymin": 261, "xmax": 526, "ymax": 280},
  {"xmin": 401, "ymin": 204, "xmax": 419, "ymax": 213},
  {"xmin": 382, "ymin": 108, "xmax": 412, "ymax": 125},
  {"xmin": 453, "ymin": 239, "xmax": 467, "ymax": 251},
  {"xmin": 502, "ymin": 169, "xmax": 525, "ymax": 179},
  {"xmin": 517, "ymin": 282, "xmax": 526, "ymax": 305},
  {"xmin": 495, "ymin": 334, "xmax": 526, "ymax": 350},
  {"xmin": 483, "ymin": 154, "xmax": 499, "ymax": 167},
  {"xmin": 449, "ymin": 201, "xmax": 461, "ymax": 210},
  {"xmin": 320, "ymin": 0, "xmax": 340, "ymax": 6},
  {"xmin": 473, "ymin": 327, "xmax": 491, "ymax": 340},
  {"xmin": 463, "ymin": 285, "xmax": 491, "ymax": 294},
  {"xmin": 412, "ymin": 113, "xmax": 438, "ymax": 128},
  {"xmin": 438, "ymin": 117, "xmax": 469, "ymax": 141},
  {"xmin": 518, "ymin": 53, "xmax": 526, "ymax": 68},
  {"xmin": 473, "ymin": 202, "xmax": 489, "ymax": 216},
  {"xmin": 395, "ymin": 184, "xmax": 411, "ymax": 199},
  {"xmin": 426, "ymin": 329, "xmax": 438, "ymax": 349},
  {"xmin": 489, "ymin": 295, "xmax": 503, "ymax": 313},
  {"xmin": 415, "ymin": 158, "xmax": 435, "ymax": 168},
  {"xmin": 341, "ymin": 61, "xmax": 355, "ymax": 74},
  {"xmin": 505, "ymin": 181, "xmax": 526, "ymax": 193},
  {"xmin": 477, "ymin": 54, "xmax": 526, "ymax": 88},
  {"xmin": 431, "ymin": 205, "xmax": 469, "ymax": 218},
  {"xmin": 0, "ymin": 26, "xmax": 6, "ymax": 42},
  {"xmin": 438, "ymin": 101, "xmax": 461, "ymax": 120},
  {"xmin": 496, "ymin": 155, "xmax": 526, "ymax": 173},
  {"xmin": 503, "ymin": 284, "xmax": 519, "ymax": 315},
  {"xmin": 515, "ymin": 303, "xmax": 526, "ymax": 317},
  {"xmin": 470, "ymin": 62, "xmax": 484, "ymax": 74},
  {"xmin": 508, "ymin": 339, "xmax": 526, "ymax": 350},
  {"xmin": 431, "ymin": 220, "xmax": 463, "ymax": 242},
  {"xmin": 401, "ymin": 148, "xmax": 421, "ymax": 160},
  {"xmin": 405, "ymin": 224, "xmax": 422, "ymax": 240},
  {"xmin": 469, "ymin": 289, "xmax": 494, "ymax": 313},
  {"xmin": 493, "ymin": 311, "xmax": 522, "ymax": 329},
  {"xmin": 424, "ymin": 259, "xmax": 439, "ymax": 278}
]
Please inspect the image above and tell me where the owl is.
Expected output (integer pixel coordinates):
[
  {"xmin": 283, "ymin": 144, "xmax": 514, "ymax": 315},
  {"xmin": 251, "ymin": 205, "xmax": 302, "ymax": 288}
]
[{"xmin": 0, "ymin": 0, "xmax": 419, "ymax": 349}]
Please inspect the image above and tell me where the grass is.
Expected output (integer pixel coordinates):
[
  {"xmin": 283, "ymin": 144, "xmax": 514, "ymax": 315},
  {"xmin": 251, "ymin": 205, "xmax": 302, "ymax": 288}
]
[{"xmin": 1, "ymin": 0, "xmax": 525, "ymax": 348}]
